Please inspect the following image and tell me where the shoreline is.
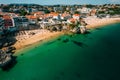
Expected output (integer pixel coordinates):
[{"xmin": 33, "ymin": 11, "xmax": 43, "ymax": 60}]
[
  {"xmin": 13, "ymin": 31, "xmax": 64, "ymax": 54},
  {"xmin": 85, "ymin": 18, "xmax": 120, "ymax": 29},
  {"xmin": 13, "ymin": 18, "xmax": 120, "ymax": 54}
]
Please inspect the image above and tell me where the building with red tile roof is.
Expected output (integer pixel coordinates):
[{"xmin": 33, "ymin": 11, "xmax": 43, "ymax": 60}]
[
  {"xmin": 61, "ymin": 13, "xmax": 71, "ymax": 20},
  {"xmin": 67, "ymin": 18, "xmax": 77, "ymax": 24},
  {"xmin": 2, "ymin": 15, "xmax": 14, "ymax": 29},
  {"xmin": 73, "ymin": 14, "xmax": 80, "ymax": 20}
]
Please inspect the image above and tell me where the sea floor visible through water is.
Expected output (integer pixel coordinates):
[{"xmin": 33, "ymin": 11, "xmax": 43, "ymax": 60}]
[{"xmin": 0, "ymin": 23, "xmax": 120, "ymax": 80}]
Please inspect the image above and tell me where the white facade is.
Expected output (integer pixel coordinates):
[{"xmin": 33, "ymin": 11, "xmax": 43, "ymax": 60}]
[
  {"xmin": 53, "ymin": 14, "xmax": 61, "ymax": 20},
  {"xmin": 81, "ymin": 7, "xmax": 91, "ymax": 14},
  {"xmin": 53, "ymin": 15, "xmax": 58, "ymax": 19},
  {"xmin": 73, "ymin": 15, "xmax": 80, "ymax": 20}
]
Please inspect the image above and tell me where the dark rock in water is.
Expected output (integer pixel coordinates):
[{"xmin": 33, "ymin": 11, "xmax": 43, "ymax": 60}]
[
  {"xmin": 72, "ymin": 40, "xmax": 83, "ymax": 47},
  {"xmin": 69, "ymin": 34, "xmax": 74, "ymax": 38},
  {"xmin": 21, "ymin": 54, "xmax": 24, "ymax": 56},
  {"xmin": 69, "ymin": 35, "xmax": 73, "ymax": 37},
  {"xmin": 72, "ymin": 40, "xmax": 87, "ymax": 47},
  {"xmin": 11, "ymin": 51, "xmax": 15, "ymax": 54},
  {"xmin": 57, "ymin": 38, "xmax": 61, "ymax": 41},
  {"xmin": 83, "ymin": 31, "xmax": 91, "ymax": 35},
  {"xmin": 1, "ymin": 56, "xmax": 17, "ymax": 71},
  {"xmin": 62, "ymin": 39, "xmax": 69, "ymax": 43}
]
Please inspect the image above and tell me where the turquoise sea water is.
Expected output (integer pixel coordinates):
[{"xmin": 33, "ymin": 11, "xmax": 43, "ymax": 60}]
[{"xmin": 0, "ymin": 23, "xmax": 120, "ymax": 80}]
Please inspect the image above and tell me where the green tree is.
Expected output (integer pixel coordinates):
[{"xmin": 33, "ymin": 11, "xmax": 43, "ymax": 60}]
[
  {"xmin": 20, "ymin": 10, "xmax": 27, "ymax": 16},
  {"xmin": 2, "ymin": 6, "xmax": 10, "ymax": 12},
  {"xmin": 44, "ymin": 10, "xmax": 50, "ymax": 14},
  {"xmin": 74, "ymin": 11, "xmax": 80, "ymax": 14}
]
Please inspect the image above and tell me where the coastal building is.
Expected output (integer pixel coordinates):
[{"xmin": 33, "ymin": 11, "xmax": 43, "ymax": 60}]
[
  {"xmin": 7, "ymin": 13, "xmax": 18, "ymax": 17},
  {"xmin": 3, "ymin": 15, "xmax": 14, "ymax": 31},
  {"xmin": 0, "ymin": 17, "xmax": 4, "ymax": 38},
  {"xmin": 0, "ymin": 8, "xmax": 2, "ymax": 12},
  {"xmin": 17, "ymin": 16, "xmax": 29, "ymax": 30},
  {"xmin": 0, "ymin": 13, "xmax": 19, "ymax": 33},
  {"xmin": 26, "ymin": 15, "xmax": 37, "ymax": 25},
  {"xmin": 70, "ymin": 7, "xmax": 76, "ymax": 13},
  {"xmin": 52, "ymin": 13, "xmax": 61, "ymax": 20},
  {"xmin": 53, "ymin": 7, "xmax": 63, "ymax": 12},
  {"xmin": 67, "ymin": 18, "xmax": 76, "ymax": 24},
  {"xmin": 12, "ymin": 16, "xmax": 29, "ymax": 30},
  {"xmin": 30, "ymin": 8, "xmax": 38, "ymax": 13},
  {"xmin": 33, "ymin": 11, "xmax": 44, "ymax": 18},
  {"xmin": 2, "ymin": 13, "xmax": 18, "ymax": 31},
  {"xmin": 80, "ymin": 7, "xmax": 91, "ymax": 16},
  {"xmin": 90, "ymin": 9, "xmax": 97, "ymax": 16},
  {"xmin": 73, "ymin": 14, "xmax": 80, "ymax": 20},
  {"xmin": 61, "ymin": 13, "xmax": 71, "ymax": 20}
]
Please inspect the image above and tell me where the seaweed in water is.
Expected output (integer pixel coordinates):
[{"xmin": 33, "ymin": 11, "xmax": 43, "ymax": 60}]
[
  {"xmin": 21, "ymin": 53, "xmax": 24, "ymax": 56},
  {"xmin": 83, "ymin": 31, "xmax": 91, "ymax": 35},
  {"xmin": 95, "ymin": 28, "xmax": 103, "ymax": 30},
  {"xmin": 34, "ymin": 46, "xmax": 37, "ymax": 48},
  {"xmin": 72, "ymin": 40, "xmax": 87, "ymax": 47},
  {"xmin": 57, "ymin": 38, "xmax": 61, "ymax": 41},
  {"xmin": 62, "ymin": 39, "xmax": 69, "ymax": 43},
  {"xmin": 69, "ymin": 34, "xmax": 74, "ymax": 37}
]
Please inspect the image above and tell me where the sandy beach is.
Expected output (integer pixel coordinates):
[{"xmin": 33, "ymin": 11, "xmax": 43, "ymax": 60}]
[
  {"xmin": 13, "ymin": 30, "xmax": 63, "ymax": 50},
  {"xmin": 13, "ymin": 17, "xmax": 120, "ymax": 52},
  {"xmin": 85, "ymin": 17, "xmax": 120, "ymax": 29}
]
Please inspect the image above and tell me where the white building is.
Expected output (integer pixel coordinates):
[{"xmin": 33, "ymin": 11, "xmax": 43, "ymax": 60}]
[
  {"xmin": 61, "ymin": 13, "xmax": 71, "ymax": 20},
  {"xmin": 80, "ymin": 7, "xmax": 91, "ymax": 14},
  {"xmin": 73, "ymin": 14, "xmax": 80, "ymax": 20}
]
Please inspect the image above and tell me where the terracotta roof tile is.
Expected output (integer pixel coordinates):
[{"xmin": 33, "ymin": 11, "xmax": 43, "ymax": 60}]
[
  {"xmin": 73, "ymin": 14, "xmax": 80, "ymax": 16},
  {"xmin": 26, "ymin": 15, "xmax": 37, "ymax": 19}
]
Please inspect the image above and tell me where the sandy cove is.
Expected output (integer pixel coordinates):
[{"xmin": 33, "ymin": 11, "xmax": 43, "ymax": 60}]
[
  {"xmin": 13, "ymin": 18, "xmax": 120, "ymax": 52},
  {"xmin": 85, "ymin": 17, "xmax": 120, "ymax": 29},
  {"xmin": 13, "ymin": 30, "xmax": 63, "ymax": 50}
]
